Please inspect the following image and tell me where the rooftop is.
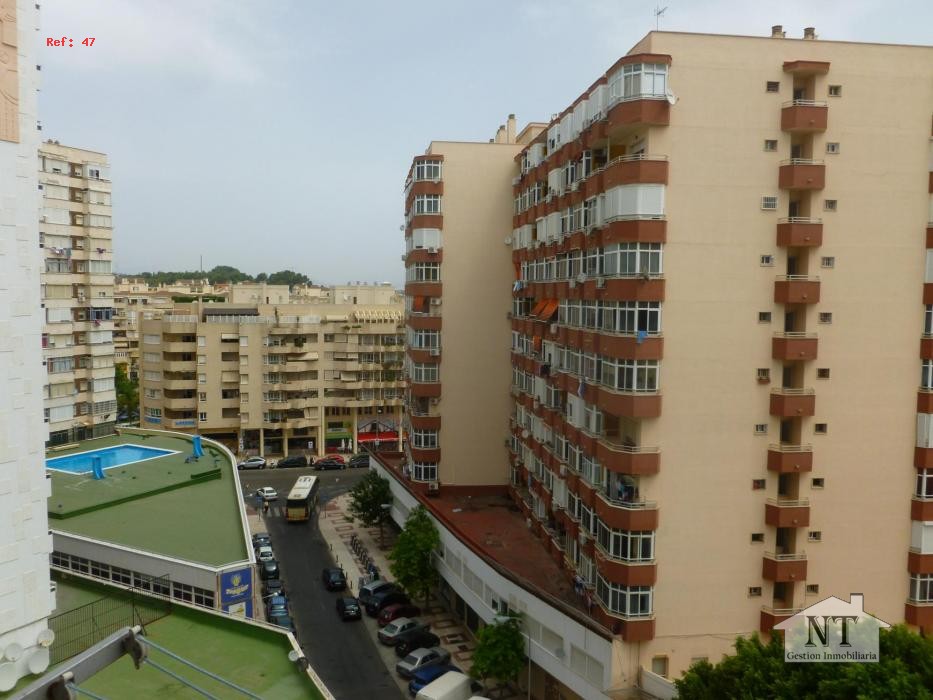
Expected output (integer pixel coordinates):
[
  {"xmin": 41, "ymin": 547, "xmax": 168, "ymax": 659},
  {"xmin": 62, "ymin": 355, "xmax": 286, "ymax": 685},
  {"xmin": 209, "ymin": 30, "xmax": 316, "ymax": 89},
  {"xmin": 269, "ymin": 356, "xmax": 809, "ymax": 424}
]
[
  {"xmin": 48, "ymin": 431, "xmax": 249, "ymax": 566},
  {"xmin": 5, "ymin": 576, "xmax": 318, "ymax": 699}
]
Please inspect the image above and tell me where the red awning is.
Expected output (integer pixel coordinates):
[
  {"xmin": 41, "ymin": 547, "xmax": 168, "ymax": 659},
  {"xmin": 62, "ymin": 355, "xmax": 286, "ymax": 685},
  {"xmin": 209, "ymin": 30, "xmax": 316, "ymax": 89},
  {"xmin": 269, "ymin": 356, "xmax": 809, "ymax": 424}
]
[{"xmin": 357, "ymin": 431, "xmax": 399, "ymax": 442}]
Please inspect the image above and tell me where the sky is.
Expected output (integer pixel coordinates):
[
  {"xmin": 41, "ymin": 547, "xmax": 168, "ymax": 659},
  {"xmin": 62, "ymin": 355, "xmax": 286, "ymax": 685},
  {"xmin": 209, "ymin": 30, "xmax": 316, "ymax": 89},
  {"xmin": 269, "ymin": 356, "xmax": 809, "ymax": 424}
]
[{"xmin": 38, "ymin": 0, "xmax": 932, "ymax": 287}]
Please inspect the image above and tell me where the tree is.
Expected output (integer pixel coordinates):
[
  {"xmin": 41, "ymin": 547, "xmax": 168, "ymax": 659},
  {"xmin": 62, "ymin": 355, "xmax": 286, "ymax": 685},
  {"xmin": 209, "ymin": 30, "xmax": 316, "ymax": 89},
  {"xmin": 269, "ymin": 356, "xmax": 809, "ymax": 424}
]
[
  {"xmin": 388, "ymin": 505, "xmax": 440, "ymax": 606},
  {"xmin": 470, "ymin": 612, "xmax": 526, "ymax": 693},
  {"xmin": 347, "ymin": 471, "xmax": 393, "ymax": 548},
  {"xmin": 267, "ymin": 269, "xmax": 311, "ymax": 288},
  {"xmin": 675, "ymin": 626, "xmax": 933, "ymax": 700},
  {"xmin": 114, "ymin": 364, "xmax": 138, "ymax": 418},
  {"xmin": 255, "ymin": 272, "xmax": 268, "ymax": 283}
]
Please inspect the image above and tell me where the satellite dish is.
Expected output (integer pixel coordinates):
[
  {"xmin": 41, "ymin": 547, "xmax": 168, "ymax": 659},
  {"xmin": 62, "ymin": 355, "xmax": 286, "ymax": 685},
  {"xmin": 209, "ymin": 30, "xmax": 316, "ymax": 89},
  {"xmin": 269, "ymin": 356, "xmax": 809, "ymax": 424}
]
[
  {"xmin": 0, "ymin": 663, "xmax": 17, "ymax": 692},
  {"xmin": 665, "ymin": 89, "xmax": 678, "ymax": 105},
  {"xmin": 37, "ymin": 629, "xmax": 55, "ymax": 648},
  {"xmin": 3, "ymin": 643, "xmax": 22, "ymax": 662},
  {"xmin": 27, "ymin": 648, "xmax": 50, "ymax": 675}
]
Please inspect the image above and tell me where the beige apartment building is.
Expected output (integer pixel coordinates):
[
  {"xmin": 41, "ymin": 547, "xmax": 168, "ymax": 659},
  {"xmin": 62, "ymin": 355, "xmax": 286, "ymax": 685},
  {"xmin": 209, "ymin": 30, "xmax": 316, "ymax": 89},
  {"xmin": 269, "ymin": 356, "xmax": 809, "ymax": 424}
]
[
  {"xmin": 402, "ymin": 116, "xmax": 546, "ymax": 485},
  {"xmin": 39, "ymin": 141, "xmax": 117, "ymax": 445},
  {"xmin": 138, "ymin": 290, "xmax": 405, "ymax": 458},
  {"xmin": 401, "ymin": 27, "xmax": 933, "ymax": 696}
]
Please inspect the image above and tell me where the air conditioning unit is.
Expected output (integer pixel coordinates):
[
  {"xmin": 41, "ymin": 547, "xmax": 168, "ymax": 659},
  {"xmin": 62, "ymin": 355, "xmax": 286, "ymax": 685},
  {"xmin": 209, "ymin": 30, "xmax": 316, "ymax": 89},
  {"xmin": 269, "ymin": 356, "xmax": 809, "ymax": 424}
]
[
  {"xmin": 521, "ymin": 429, "xmax": 530, "ymax": 439},
  {"xmin": 559, "ymin": 463, "xmax": 567, "ymax": 477},
  {"xmin": 429, "ymin": 348, "xmax": 440, "ymax": 356},
  {"xmin": 576, "ymin": 273, "xmax": 587, "ymax": 284},
  {"xmin": 578, "ymin": 531, "xmax": 587, "ymax": 546},
  {"xmin": 549, "ymin": 323, "xmax": 558, "ymax": 334},
  {"xmin": 430, "ymin": 298, "xmax": 441, "ymax": 306},
  {"xmin": 570, "ymin": 182, "xmax": 579, "ymax": 192},
  {"xmin": 596, "ymin": 278, "xmax": 606, "ymax": 289},
  {"xmin": 568, "ymin": 280, "xmax": 576, "ymax": 289},
  {"xmin": 428, "ymin": 247, "xmax": 437, "ymax": 254},
  {"xmin": 639, "ymin": 271, "xmax": 652, "ymax": 281},
  {"xmin": 504, "ymin": 236, "xmax": 512, "ymax": 245}
]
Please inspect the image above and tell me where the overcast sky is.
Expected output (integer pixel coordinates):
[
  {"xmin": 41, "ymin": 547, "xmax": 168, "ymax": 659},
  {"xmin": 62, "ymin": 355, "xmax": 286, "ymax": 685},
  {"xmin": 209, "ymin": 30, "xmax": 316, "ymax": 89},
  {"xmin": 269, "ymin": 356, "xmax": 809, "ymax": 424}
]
[{"xmin": 39, "ymin": 0, "xmax": 931, "ymax": 286}]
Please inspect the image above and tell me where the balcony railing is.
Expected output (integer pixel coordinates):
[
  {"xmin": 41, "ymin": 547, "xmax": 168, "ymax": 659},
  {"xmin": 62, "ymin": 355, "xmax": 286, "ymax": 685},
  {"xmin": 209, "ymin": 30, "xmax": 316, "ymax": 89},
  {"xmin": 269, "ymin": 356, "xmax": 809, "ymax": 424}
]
[
  {"xmin": 770, "ymin": 387, "xmax": 815, "ymax": 396},
  {"xmin": 782, "ymin": 99, "xmax": 827, "ymax": 108},
  {"xmin": 597, "ymin": 490, "xmax": 658, "ymax": 510},
  {"xmin": 598, "ymin": 440, "xmax": 660, "ymax": 455},
  {"xmin": 768, "ymin": 443, "xmax": 813, "ymax": 453},
  {"xmin": 766, "ymin": 497, "xmax": 810, "ymax": 508},
  {"xmin": 775, "ymin": 275, "xmax": 820, "ymax": 283},
  {"xmin": 777, "ymin": 217, "xmax": 822, "ymax": 225},
  {"xmin": 764, "ymin": 551, "xmax": 807, "ymax": 561},
  {"xmin": 780, "ymin": 158, "xmax": 825, "ymax": 167}
]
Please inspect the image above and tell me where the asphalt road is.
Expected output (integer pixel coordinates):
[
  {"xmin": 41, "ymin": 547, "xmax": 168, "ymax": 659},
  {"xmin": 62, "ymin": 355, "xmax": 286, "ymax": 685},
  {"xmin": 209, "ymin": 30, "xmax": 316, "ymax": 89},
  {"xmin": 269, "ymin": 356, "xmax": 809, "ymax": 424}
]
[{"xmin": 240, "ymin": 466, "xmax": 404, "ymax": 700}]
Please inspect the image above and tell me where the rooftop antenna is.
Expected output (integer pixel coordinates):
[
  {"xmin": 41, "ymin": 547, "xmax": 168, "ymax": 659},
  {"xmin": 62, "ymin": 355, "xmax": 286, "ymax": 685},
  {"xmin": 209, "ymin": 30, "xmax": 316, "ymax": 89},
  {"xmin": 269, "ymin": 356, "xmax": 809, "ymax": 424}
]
[{"xmin": 654, "ymin": 3, "xmax": 668, "ymax": 30}]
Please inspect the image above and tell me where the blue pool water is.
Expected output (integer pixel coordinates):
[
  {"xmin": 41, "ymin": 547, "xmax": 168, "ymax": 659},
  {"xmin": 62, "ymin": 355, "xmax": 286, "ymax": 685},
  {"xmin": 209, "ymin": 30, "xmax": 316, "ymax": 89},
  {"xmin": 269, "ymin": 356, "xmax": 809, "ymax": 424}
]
[{"xmin": 46, "ymin": 444, "xmax": 177, "ymax": 474}]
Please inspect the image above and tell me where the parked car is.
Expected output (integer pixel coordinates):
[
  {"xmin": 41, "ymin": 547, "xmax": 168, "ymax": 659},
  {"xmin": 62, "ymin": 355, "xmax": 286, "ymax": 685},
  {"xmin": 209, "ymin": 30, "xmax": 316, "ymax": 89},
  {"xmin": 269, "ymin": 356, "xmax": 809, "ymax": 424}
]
[
  {"xmin": 336, "ymin": 597, "xmax": 362, "ymax": 621},
  {"xmin": 262, "ymin": 579, "xmax": 284, "ymax": 598},
  {"xmin": 251, "ymin": 532, "xmax": 271, "ymax": 549},
  {"xmin": 314, "ymin": 457, "xmax": 345, "ymax": 471},
  {"xmin": 266, "ymin": 595, "xmax": 288, "ymax": 618},
  {"xmin": 237, "ymin": 457, "xmax": 266, "ymax": 470},
  {"xmin": 358, "ymin": 580, "xmax": 397, "ymax": 608},
  {"xmin": 379, "ymin": 617, "xmax": 429, "ymax": 646},
  {"xmin": 395, "ymin": 630, "xmax": 440, "ymax": 658},
  {"xmin": 255, "ymin": 487, "xmax": 278, "ymax": 501},
  {"xmin": 378, "ymin": 603, "xmax": 423, "ymax": 627},
  {"xmin": 256, "ymin": 546, "xmax": 275, "ymax": 562},
  {"xmin": 396, "ymin": 646, "xmax": 452, "ymax": 679},
  {"xmin": 268, "ymin": 612, "xmax": 295, "ymax": 634},
  {"xmin": 413, "ymin": 671, "xmax": 481, "ymax": 700},
  {"xmin": 259, "ymin": 560, "xmax": 280, "ymax": 581},
  {"xmin": 321, "ymin": 567, "xmax": 347, "ymax": 591},
  {"xmin": 366, "ymin": 589, "xmax": 412, "ymax": 617},
  {"xmin": 274, "ymin": 454, "xmax": 308, "ymax": 469},
  {"xmin": 407, "ymin": 665, "xmax": 463, "ymax": 696},
  {"xmin": 347, "ymin": 453, "xmax": 369, "ymax": 469}
]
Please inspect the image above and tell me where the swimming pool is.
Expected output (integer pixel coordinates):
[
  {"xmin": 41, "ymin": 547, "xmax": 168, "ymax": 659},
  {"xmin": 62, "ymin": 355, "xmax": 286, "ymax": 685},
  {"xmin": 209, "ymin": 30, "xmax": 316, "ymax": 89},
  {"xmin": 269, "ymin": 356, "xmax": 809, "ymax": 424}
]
[{"xmin": 46, "ymin": 444, "xmax": 179, "ymax": 474}]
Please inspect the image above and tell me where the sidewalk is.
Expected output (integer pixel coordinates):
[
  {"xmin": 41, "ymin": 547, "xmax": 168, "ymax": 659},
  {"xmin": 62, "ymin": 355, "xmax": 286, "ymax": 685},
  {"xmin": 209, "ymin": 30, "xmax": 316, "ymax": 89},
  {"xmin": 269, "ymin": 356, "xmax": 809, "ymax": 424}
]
[{"xmin": 318, "ymin": 495, "xmax": 479, "ymax": 685}]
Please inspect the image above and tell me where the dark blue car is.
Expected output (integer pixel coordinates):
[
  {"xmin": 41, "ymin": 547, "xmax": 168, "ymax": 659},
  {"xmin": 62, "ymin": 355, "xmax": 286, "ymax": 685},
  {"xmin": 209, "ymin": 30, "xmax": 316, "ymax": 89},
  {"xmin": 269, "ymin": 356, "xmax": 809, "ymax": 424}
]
[
  {"xmin": 407, "ymin": 664, "xmax": 462, "ymax": 696},
  {"xmin": 266, "ymin": 594, "xmax": 288, "ymax": 618}
]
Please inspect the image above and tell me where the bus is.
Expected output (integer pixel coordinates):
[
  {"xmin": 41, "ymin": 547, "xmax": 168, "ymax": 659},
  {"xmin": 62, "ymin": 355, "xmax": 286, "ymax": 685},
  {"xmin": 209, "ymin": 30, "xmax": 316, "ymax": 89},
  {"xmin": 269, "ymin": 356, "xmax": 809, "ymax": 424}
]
[{"xmin": 285, "ymin": 475, "xmax": 320, "ymax": 522}]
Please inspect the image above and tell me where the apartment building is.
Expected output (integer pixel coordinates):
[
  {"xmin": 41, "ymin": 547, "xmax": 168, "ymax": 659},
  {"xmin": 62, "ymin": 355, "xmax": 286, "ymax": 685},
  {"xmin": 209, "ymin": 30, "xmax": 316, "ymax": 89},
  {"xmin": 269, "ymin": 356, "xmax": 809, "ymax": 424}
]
[
  {"xmin": 397, "ymin": 27, "xmax": 933, "ymax": 696},
  {"xmin": 0, "ymin": 0, "xmax": 56, "ymax": 689},
  {"xmin": 138, "ymin": 293, "xmax": 405, "ymax": 457},
  {"xmin": 39, "ymin": 140, "xmax": 116, "ymax": 445},
  {"xmin": 402, "ymin": 116, "xmax": 546, "ymax": 486}
]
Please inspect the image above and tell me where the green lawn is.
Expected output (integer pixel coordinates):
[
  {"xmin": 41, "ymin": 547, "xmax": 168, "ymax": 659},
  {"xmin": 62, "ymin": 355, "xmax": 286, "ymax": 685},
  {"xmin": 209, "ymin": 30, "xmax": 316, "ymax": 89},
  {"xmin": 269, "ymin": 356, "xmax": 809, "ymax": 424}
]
[{"xmin": 49, "ymin": 432, "xmax": 249, "ymax": 566}]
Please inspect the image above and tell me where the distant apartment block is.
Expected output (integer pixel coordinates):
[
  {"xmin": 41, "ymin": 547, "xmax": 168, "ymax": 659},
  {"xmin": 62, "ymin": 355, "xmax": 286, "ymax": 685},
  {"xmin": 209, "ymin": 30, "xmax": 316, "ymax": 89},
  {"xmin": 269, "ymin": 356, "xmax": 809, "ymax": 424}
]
[
  {"xmin": 139, "ymin": 288, "xmax": 406, "ymax": 457},
  {"xmin": 39, "ymin": 141, "xmax": 116, "ymax": 445}
]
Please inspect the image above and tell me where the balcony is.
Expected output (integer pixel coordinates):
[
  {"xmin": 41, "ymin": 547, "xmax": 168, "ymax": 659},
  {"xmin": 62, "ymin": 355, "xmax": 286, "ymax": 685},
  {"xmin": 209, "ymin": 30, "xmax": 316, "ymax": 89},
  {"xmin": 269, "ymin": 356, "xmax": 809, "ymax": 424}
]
[
  {"xmin": 601, "ymin": 155, "xmax": 669, "ymax": 188},
  {"xmin": 409, "ymin": 413, "xmax": 441, "ymax": 431},
  {"xmin": 760, "ymin": 606, "xmax": 802, "ymax": 634},
  {"xmin": 594, "ymin": 490, "xmax": 659, "ymax": 530},
  {"xmin": 911, "ymin": 497, "xmax": 933, "ymax": 521},
  {"xmin": 594, "ymin": 544, "xmax": 657, "ymax": 586},
  {"xmin": 596, "ymin": 387, "xmax": 662, "ymax": 418},
  {"xmin": 762, "ymin": 552, "xmax": 808, "ymax": 581},
  {"xmin": 162, "ymin": 396, "xmax": 196, "ymax": 410},
  {"xmin": 780, "ymin": 100, "xmax": 828, "ymax": 133},
  {"xmin": 765, "ymin": 498, "xmax": 810, "ymax": 527},
  {"xmin": 908, "ymin": 548, "xmax": 933, "ymax": 575},
  {"xmin": 595, "ymin": 440, "xmax": 660, "ymax": 476},
  {"xmin": 769, "ymin": 388, "xmax": 815, "ymax": 417},
  {"xmin": 772, "ymin": 333, "xmax": 818, "ymax": 361},
  {"xmin": 776, "ymin": 218, "xmax": 823, "ymax": 247},
  {"xmin": 766, "ymin": 444, "xmax": 813, "ymax": 473},
  {"xmin": 606, "ymin": 96, "xmax": 670, "ymax": 130},
  {"xmin": 778, "ymin": 159, "xmax": 825, "ymax": 190},
  {"xmin": 774, "ymin": 275, "xmax": 820, "ymax": 304},
  {"xmin": 918, "ymin": 390, "xmax": 933, "ymax": 413},
  {"xmin": 162, "ymin": 359, "xmax": 196, "ymax": 372},
  {"xmin": 409, "ymin": 381, "xmax": 441, "ymax": 398}
]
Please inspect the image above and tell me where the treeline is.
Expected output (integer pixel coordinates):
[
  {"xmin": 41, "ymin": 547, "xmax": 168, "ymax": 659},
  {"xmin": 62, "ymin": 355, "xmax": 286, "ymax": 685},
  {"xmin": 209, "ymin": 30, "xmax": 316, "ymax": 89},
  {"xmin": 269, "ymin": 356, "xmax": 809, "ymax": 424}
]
[{"xmin": 120, "ymin": 266, "xmax": 312, "ymax": 288}]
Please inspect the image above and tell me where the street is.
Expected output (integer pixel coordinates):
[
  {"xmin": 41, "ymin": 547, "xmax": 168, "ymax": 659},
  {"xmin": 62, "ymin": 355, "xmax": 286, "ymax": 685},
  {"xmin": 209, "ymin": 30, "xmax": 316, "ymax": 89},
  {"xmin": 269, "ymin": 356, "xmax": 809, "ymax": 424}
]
[{"xmin": 241, "ymin": 467, "xmax": 404, "ymax": 700}]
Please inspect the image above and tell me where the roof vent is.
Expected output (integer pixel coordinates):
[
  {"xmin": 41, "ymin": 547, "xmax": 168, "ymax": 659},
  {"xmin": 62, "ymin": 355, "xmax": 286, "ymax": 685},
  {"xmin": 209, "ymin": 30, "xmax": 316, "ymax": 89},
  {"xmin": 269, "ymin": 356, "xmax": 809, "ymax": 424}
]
[
  {"xmin": 771, "ymin": 25, "xmax": 785, "ymax": 38},
  {"xmin": 803, "ymin": 27, "xmax": 817, "ymax": 40}
]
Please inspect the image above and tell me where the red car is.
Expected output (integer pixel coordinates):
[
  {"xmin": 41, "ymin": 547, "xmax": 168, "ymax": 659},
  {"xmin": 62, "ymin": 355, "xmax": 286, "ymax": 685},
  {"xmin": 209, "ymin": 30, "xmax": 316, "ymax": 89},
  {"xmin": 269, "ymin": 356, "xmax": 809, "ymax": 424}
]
[
  {"xmin": 323, "ymin": 453, "xmax": 346, "ymax": 463},
  {"xmin": 378, "ymin": 603, "xmax": 422, "ymax": 627}
]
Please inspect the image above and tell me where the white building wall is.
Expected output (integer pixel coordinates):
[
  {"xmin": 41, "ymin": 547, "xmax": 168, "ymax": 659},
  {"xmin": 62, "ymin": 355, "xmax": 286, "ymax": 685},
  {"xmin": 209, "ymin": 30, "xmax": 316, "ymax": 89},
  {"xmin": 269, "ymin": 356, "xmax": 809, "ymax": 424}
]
[{"xmin": 0, "ymin": 0, "xmax": 55, "ymax": 690}]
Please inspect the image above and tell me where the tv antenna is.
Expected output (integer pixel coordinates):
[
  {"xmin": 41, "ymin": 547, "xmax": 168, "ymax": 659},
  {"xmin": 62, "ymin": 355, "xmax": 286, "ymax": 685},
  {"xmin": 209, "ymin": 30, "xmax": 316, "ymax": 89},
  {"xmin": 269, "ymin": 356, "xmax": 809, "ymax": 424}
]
[{"xmin": 654, "ymin": 3, "xmax": 668, "ymax": 30}]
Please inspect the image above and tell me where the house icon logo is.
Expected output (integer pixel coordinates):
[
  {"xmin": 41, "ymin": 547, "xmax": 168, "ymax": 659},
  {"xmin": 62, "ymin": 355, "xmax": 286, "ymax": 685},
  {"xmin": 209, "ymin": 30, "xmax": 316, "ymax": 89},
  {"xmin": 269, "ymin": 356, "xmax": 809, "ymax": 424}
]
[{"xmin": 774, "ymin": 593, "xmax": 890, "ymax": 663}]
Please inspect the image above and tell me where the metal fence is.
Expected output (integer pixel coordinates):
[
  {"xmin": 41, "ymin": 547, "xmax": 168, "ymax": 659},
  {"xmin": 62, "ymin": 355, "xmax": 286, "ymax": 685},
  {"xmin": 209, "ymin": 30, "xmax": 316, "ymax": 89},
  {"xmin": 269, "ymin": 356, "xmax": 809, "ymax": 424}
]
[{"xmin": 49, "ymin": 580, "xmax": 172, "ymax": 665}]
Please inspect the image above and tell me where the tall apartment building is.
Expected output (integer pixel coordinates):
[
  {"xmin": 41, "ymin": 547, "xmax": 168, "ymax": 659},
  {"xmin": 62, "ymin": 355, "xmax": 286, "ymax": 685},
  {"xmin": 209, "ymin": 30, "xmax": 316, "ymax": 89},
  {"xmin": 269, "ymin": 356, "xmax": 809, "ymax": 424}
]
[
  {"xmin": 403, "ymin": 116, "xmax": 545, "ymax": 485},
  {"xmin": 0, "ymin": 0, "xmax": 56, "ymax": 689},
  {"xmin": 39, "ymin": 141, "xmax": 116, "ymax": 445},
  {"xmin": 401, "ymin": 28, "xmax": 933, "ymax": 694},
  {"xmin": 139, "ymin": 293, "xmax": 405, "ymax": 458}
]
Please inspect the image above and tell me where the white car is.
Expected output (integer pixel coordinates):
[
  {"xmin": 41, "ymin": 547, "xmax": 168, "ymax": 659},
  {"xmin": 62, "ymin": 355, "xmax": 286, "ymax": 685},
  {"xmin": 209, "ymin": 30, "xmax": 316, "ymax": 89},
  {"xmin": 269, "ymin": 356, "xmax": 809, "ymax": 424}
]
[
  {"xmin": 256, "ymin": 487, "xmax": 278, "ymax": 501},
  {"xmin": 256, "ymin": 546, "xmax": 275, "ymax": 562},
  {"xmin": 238, "ymin": 457, "xmax": 267, "ymax": 470}
]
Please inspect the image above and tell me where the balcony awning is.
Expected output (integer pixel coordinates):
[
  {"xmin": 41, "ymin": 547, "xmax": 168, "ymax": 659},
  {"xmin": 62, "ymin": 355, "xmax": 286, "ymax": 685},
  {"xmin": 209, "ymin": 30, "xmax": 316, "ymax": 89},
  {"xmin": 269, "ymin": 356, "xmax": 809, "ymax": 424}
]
[
  {"xmin": 539, "ymin": 299, "xmax": 559, "ymax": 322},
  {"xmin": 529, "ymin": 299, "xmax": 547, "ymax": 317},
  {"xmin": 357, "ymin": 430, "xmax": 399, "ymax": 443}
]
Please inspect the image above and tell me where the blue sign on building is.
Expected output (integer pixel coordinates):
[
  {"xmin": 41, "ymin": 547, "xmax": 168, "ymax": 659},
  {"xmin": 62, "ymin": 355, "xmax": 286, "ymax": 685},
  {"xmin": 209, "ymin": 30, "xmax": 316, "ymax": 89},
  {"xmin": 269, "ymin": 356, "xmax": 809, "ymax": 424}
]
[{"xmin": 219, "ymin": 567, "xmax": 253, "ymax": 618}]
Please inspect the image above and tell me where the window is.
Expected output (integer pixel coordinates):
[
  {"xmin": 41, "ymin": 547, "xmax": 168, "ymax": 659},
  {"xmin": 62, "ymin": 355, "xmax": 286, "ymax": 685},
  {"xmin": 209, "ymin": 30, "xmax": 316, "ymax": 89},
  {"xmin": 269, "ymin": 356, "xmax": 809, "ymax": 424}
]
[
  {"xmin": 761, "ymin": 196, "xmax": 777, "ymax": 210},
  {"xmin": 651, "ymin": 657, "xmax": 669, "ymax": 678},
  {"xmin": 414, "ymin": 194, "xmax": 441, "ymax": 215},
  {"xmin": 199, "ymin": 412, "xmax": 207, "ymax": 422},
  {"xmin": 748, "ymin": 587, "xmax": 762, "ymax": 597},
  {"xmin": 239, "ymin": 336, "xmax": 248, "ymax": 347},
  {"xmin": 754, "ymin": 424, "xmax": 768, "ymax": 435},
  {"xmin": 812, "ymin": 477, "xmax": 825, "ymax": 488},
  {"xmin": 766, "ymin": 81, "xmax": 780, "ymax": 92},
  {"xmin": 411, "ymin": 363, "xmax": 439, "ymax": 383},
  {"xmin": 818, "ymin": 312, "xmax": 832, "ymax": 324},
  {"xmin": 413, "ymin": 159, "xmax": 442, "ymax": 182},
  {"xmin": 602, "ymin": 242, "xmax": 662, "ymax": 277},
  {"xmin": 596, "ymin": 523, "xmax": 655, "ymax": 561},
  {"xmin": 751, "ymin": 533, "xmax": 764, "ymax": 543},
  {"xmin": 412, "ymin": 429, "xmax": 439, "ymax": 449},
  {"xmin": 821, "ymin": 256, "xmax": 835, "ymax": 268},
  {"xmin": 752, "ymin": 479, "xmax": 766, "ymax": 490},
  {"xmin": 198, "ymin": 373, "xmax": 206, "ymax": 384},
  {"xmin": 197, "ymin": 355, "xmax": 206, "ymax": 364},
  {"xmin": 600, "ymin": 358, "xmax": 659, "ymax": 392},
  {"xmin": 413, "ymin": 462, "xmax": 438, "ymax": 482},
  {"xmin": 917, "ymin": 470, "xmax": 933, "ymax": 498},
  {"xmin": 406, "ymin": 263, "xmax": 440, "ymax": 282},
  {"xmin": 760, "ymin": 255, "xmax": 774, "ymax": 266},
  {"xmin": 759, "ymin": 312, "xmax": 772, "ymax": 323},
  {"xmin": 595, "ymin": 576, "xmax": 652, "ymax": 618},
  {"xmin": 814, "ymin": 423, "xmax": 828, "ymax": 434},
  {"xmin": 198, "ymin": 392, "xmax": 207, "ymax": 401},
  {"xmin": 826, "ymin": 142, "xmax": 840, "ymax": 154},
  {"xmin": 757, "ymin": 368, "xmax": 771, "ymax": 382},
  {"xmin": 808, "ymin": 531, "xmax": 823, "ymax": 542},
  {"xmin": 828, "ymin": 85, "xmax": 842, "ymax": 97},
  {"xmin": 806, "ymin": 584, "xmax": 820, "ymax": 595},
  {"xmin": 763, "ymin": 140, "xmax": 778, "ymax": 151},
  {"xmin": 817, "ymin": 368, "xmax": 830, "ymax": 379},
  {"xmin": 823, "ymin": 199, "xmax": 837, "ymax": 211}
]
